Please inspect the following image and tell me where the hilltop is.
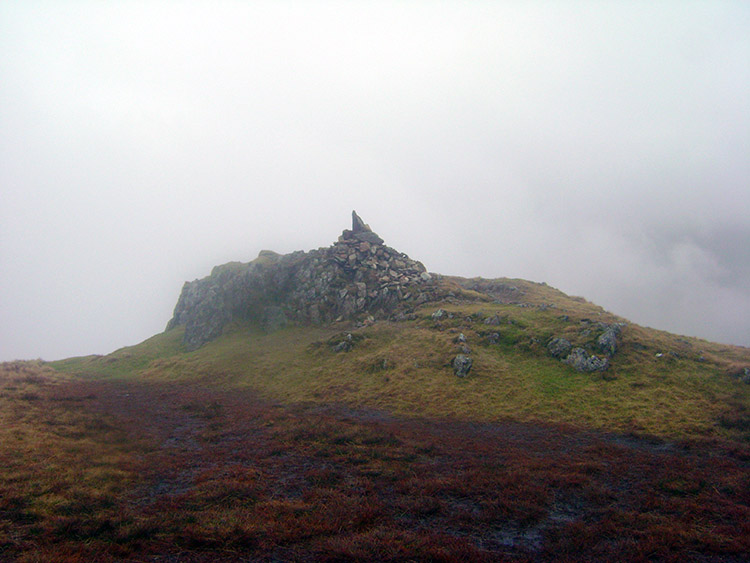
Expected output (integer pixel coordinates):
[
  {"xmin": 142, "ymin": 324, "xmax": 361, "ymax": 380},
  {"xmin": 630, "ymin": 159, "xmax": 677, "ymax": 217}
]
[
  {"xmin": 3, "ymin": 212, "xmax": 749, "ymax": 561},
  {"xmin": 54, "ymin": 211, "xmax": 750, "ymax": 441},
  {"xmin": 167, "ymin": 211, "xmax": 439, "ymax": 350}
]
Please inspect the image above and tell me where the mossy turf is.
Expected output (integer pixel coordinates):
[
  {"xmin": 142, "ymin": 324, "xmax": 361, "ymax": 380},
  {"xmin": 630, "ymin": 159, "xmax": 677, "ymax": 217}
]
[{"xmin": 51, "ymin": 278, "xmax": 750, "ymax": 444}]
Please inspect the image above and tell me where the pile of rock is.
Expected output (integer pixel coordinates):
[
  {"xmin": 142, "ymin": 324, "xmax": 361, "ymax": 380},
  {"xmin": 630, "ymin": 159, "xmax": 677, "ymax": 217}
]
[
  {"xmin": 546, "ymin": 322, "xmax": 625, "ymax": 373},
  {"xmin": 331, "ymin": 212, "xmax": 431, "ymax": 288},
  {"xmin": 288, "ymin": 211, "xmax": 437, "ymax": 324},
  {"xmin": 167, "ymin": 211, "xmax": 440, "ymax": 350}
]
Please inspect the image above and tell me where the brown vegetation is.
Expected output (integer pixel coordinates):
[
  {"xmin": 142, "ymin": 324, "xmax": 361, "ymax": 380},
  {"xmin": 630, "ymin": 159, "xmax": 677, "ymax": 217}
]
[{"xmin": 1, "ymin": 361, "xmax": 748, "ymax": 561}]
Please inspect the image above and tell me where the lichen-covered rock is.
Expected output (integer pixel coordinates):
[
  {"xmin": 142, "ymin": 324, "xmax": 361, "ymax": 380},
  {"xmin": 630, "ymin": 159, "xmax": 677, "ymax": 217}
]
[
  {"xmin": 547, "ymin": 338, "xmax": 572, "ymax": 359},
  {"xmin": 564, "ymin": 348, "xmax": 609, "ymax": 372},
  {"xmin": 597, "ymin": 324, "xmax": 623, "ymax": 356},
  {"xmin": 167, "ymin": 212, "xmax": 438, "ymax": 350},
  {"xmin": 431, "ymin": 308, "xmax": 448, "ymax": 320},
  {"xmin": 452, "ymin": 354, "xmax": 473, "ymax": 377}
]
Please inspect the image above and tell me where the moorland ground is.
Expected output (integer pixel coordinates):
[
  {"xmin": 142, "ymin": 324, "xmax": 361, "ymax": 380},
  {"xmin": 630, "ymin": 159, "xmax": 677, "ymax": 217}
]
[
  {"xmin": 1, "ymin": 358, "xmax": 748, "ymax": 562},
  {"xmin": 3, "ymin": 280, "xmax": 750, "ymax": 561}
]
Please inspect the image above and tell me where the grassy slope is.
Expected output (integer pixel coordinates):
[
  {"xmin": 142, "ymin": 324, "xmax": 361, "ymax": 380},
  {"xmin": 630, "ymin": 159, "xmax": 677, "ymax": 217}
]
[
  {"xmin": 52, "ymin": 278, "xmax": 750, "ymax": 444},
  {"xmin": 5, "ymin": 279, "xmax": 749, "ymax": 561}
]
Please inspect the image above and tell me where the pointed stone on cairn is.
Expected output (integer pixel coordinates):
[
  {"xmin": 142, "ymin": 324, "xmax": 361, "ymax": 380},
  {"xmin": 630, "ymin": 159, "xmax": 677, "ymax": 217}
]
[
  {"xmin": 344, "ymin": 211, "xmax": 383, "ymax": 245},
  {"xmin": 352, "ymin": 210, "xmax": 372, "ymax": 233}
]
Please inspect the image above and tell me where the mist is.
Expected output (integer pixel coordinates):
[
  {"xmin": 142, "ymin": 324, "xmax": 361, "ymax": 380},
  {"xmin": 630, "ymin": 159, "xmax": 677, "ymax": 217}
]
[{"xmin": 1, "ymin": 2, "xmax": 748, "ymax": 361}]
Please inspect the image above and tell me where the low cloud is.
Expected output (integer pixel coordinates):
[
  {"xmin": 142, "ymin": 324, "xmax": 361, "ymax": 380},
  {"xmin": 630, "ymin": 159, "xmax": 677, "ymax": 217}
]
[{"xmin": 1, "ymin": 3, "xmax": 748, "ymax": 360}]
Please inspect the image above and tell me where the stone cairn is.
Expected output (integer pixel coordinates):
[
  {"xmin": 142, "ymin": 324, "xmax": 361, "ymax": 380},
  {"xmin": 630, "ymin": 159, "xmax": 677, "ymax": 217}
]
[
  {"xmin": 289, "ymin": 211, "xmax": 434, "ymax": 324},
  {"xmin": 168, "ymin": 211, "xmax": 438, "ymax": 349},
  {"xmin": 330, "ymin": 211, "xmax": 431, "ymax": 293}
]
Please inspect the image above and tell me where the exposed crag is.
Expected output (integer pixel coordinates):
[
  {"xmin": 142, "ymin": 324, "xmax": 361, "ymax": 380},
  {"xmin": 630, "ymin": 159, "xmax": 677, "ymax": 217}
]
[{"xmin": 167, "ymin": 212, "xmax": 440, "ymax": 350}]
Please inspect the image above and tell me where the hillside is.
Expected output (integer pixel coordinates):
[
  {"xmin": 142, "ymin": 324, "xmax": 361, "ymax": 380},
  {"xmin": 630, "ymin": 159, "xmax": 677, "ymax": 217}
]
[
  {"xmin": 3, "ymin": 213, "xmax": 749, "ymax": 561},
  {"xmin": 57, "ymin": 212, "xmax": 750, "ymax": 442}
]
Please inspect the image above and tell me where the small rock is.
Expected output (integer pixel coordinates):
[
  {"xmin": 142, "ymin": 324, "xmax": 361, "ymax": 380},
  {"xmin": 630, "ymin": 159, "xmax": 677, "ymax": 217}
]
[
  {"xmin": 452, "ymin": 354, "xmax": 473, "ymax": 377},
  {"xmin": 484, "ymin": 315, "xmax": 502, "ymax": 326},
  {"xmin": 728, "ymin": 366, "xmax": 750, "ymax": 384},
  {"xmin": 547, "ymin": 338, "xmax": 572, "ymax": 359},
  {"xmin": 432, "ymin": 308, "xmax": 447, "ymax": 320},
  {"xmin": 333, "ymin": 341, "xmax": 351, "ymax": 353},
  {"xmin": 564, "ymin": 348, "xmax": 609, "ymax": 372},
  {"xmin": 454, "ymin": 333, "xmax": 467, "ymax": 343},
  {"xmin": 486, "ymin": 332, "xmax": 500, "ymax": 344},
  {"xmin": 597, "ymin": 324, "xmax": 622, "ymax": 357},
  {"xmin": 420, "ymin": 272, "xmax": 432, "ymax": 282},
  {"xmin": 332, "ymin": 333, "xmax": 353, "ymax": 353}
]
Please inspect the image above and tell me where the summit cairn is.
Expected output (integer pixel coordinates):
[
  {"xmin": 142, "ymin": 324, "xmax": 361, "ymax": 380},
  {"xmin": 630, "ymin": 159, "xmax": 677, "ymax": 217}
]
[
  {"xmin": 339, "ymin": 210, "xmax": 384, "ymax": 245},
  {"xmin": 329, "ymin": 211, "xmax": 426, "ymax": 290},
  {"xmin": 167, "ymin": 211, "xmax": 438, "ymax": 349}
]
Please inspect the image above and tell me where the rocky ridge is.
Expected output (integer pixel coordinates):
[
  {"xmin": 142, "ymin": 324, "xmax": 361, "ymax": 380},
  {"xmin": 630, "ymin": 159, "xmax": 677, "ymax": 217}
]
[{"xmin": 167, "ymin": 212, "xmax": 439, "ymax": 350}]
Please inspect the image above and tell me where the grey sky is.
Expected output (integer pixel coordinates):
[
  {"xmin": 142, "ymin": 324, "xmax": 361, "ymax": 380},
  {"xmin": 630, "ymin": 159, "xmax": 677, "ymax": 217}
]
[{"xmin": 1, "ymin": 2, "xmax": 748, "ymax": 361}]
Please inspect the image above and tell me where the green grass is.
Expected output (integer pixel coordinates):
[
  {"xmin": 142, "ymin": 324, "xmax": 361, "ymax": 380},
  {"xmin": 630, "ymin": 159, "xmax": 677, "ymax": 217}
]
[
  {"xmin": 52, "ymin": 328, "xmax": 185, "ymax": 379},
  {"xmin": 50, "ymin": 282, "xmax": 750, "ymax": 444}
]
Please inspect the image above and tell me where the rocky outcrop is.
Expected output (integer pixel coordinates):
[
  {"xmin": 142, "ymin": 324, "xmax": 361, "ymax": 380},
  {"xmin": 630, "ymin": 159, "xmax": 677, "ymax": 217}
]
[
  {"xmin": 564, "ymin": 348, "xmax": 609, "ymax": 373},
  {"xmin": 547, "ymin": 338, "xmax": 572, "ymax": 359},
  {"xmin": 167, "ymin": 212, "xmax": 439, "ymax": 350},
  {"xmin": 485, "ymin": 332, "xmax": 500, "ymax": 345},
  {"xmin": 597, "ymin": 324, "xmax": 624, "ymax": 356},
  {"xmin": 545, "ymin": 322, "xmax": 624, "ymax": 374}
]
